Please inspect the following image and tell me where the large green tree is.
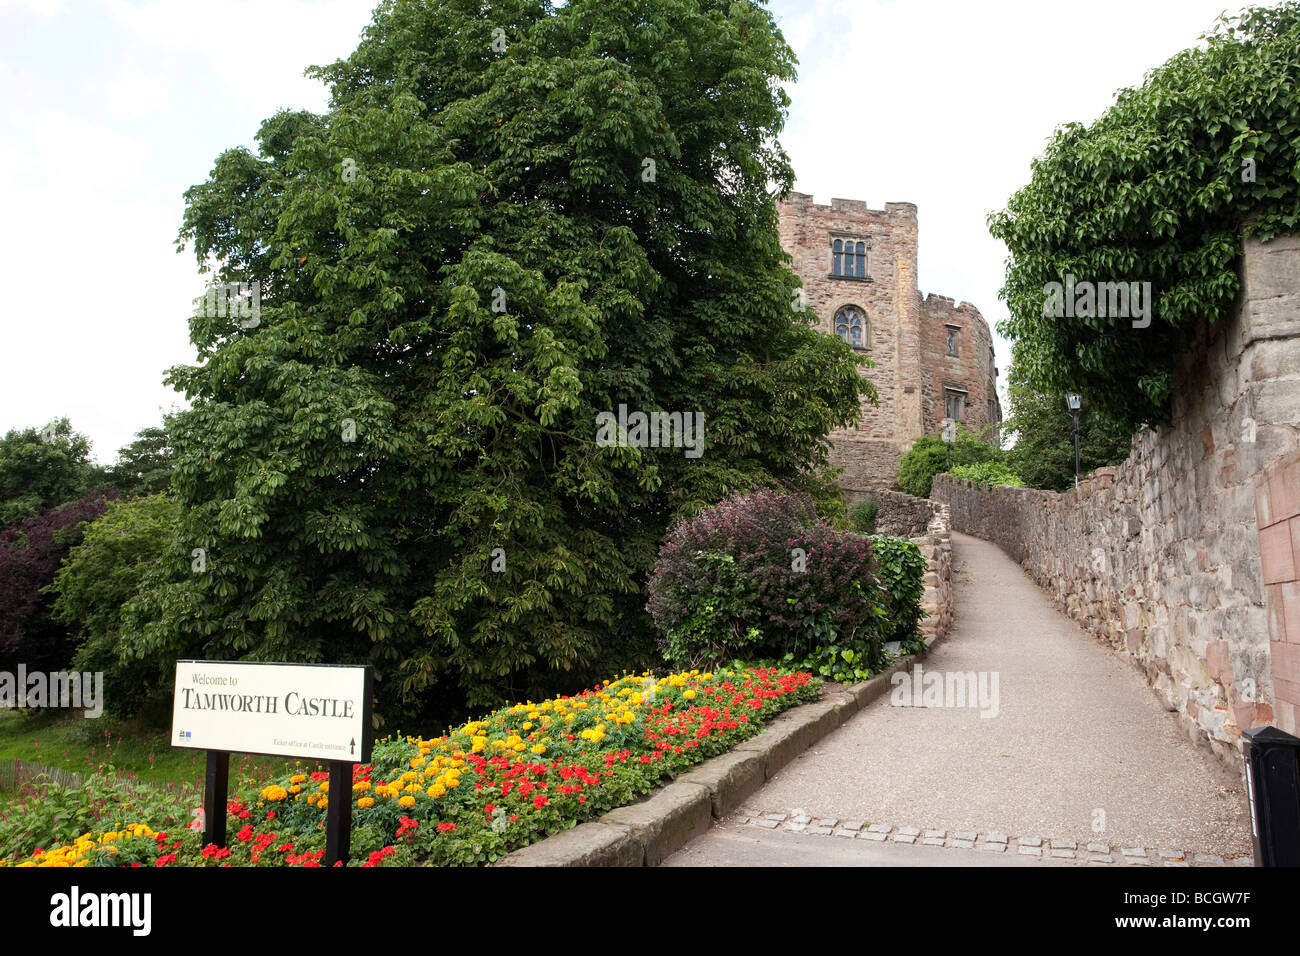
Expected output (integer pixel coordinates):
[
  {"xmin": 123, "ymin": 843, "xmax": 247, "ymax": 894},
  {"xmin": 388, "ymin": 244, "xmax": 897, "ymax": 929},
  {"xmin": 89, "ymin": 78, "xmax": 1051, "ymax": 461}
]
[
  {"xmin": 130, "ymin": 0, "xmax": 868, "ymax": 724},
  {"xmin": 0, "ymin": 420, "xmax": 106, "ymax": 527},
  {"xmin": 107, "ymin": 423, "xmax": 174, "ymax": 497},
  {"xmin": 989, "ymin": 2, "xmax": 1300, "ymax": 431}
]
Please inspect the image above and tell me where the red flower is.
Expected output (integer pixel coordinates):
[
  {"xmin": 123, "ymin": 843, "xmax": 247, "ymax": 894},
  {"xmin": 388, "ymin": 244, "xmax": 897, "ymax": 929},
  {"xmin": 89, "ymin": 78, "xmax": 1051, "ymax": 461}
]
[
  {"xmin": 436, "ymin": 822, "xmax": 457, "ymax": 832},
  {"xmin": 484, "ymin": 804, "xmax": 496, "ymax": 814},
  {"xmin": 533, "ymin": 795, "xmax": 548, "ymax": 809},
  {"xmin": 155, "ymin": 853, "xmax": 177, "ymax": 867},
  {"xmin": 235, "ymin": 825, "xmax": 254, "ymax": 842}
]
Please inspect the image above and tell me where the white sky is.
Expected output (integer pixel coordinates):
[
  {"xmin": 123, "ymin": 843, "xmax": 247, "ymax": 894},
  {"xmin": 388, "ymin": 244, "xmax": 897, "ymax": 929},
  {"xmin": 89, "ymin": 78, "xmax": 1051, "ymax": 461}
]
[{"xmin": 0, "ymin": 0, "xmax": 1278, "ymax": 463}]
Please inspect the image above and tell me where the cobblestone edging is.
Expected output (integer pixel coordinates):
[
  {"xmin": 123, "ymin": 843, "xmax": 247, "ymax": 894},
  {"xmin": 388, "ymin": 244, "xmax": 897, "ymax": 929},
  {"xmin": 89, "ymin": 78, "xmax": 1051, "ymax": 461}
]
[
  {"xmin": 494, "ymin": 649, "xmax": 937, "ymax": 867},
  {"xmin": 732, "ymin": 810, "xmax": 1254, "ymax": 867}
]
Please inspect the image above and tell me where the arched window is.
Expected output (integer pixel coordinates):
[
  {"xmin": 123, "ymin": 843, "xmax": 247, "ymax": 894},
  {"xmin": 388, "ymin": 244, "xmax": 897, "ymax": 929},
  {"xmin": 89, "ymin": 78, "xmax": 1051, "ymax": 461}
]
[
  {"xmin": 831, "ymin": 239, "xmax": 843, "ymax": 276},
  {"xmin": 834, "ymin": 306, "xmax": 867, "ymax": 349}
]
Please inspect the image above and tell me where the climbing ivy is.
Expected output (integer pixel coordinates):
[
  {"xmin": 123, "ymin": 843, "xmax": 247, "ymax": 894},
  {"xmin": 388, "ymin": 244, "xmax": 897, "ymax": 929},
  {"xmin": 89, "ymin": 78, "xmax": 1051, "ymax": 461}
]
[{"xmin": 989, "ymin": 2, "xmax": 1300, "ymax": 431}]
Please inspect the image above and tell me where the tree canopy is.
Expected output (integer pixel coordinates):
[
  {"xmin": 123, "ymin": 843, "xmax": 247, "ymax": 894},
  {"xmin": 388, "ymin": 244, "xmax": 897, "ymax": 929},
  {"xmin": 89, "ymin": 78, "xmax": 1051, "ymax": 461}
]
[
  {"xmin": 106, "ymin": 423, "xmax": 174, "ymax": 497},
  {"xmin": 0, "ymin": 420, "xmax": 106, "ymax": 528},
  {"xmin": 131, "ymin": 0, "xmax": 869, "ymax": 724},
  {"xmin": 989, "ymin": 2, "xmax": 1300, "ymax": 431}
]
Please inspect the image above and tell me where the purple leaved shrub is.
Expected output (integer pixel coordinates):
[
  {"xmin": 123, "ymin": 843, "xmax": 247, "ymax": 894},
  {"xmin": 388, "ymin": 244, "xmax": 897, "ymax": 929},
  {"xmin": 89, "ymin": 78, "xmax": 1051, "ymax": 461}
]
[
  {"xmin": 0, "ymin": 490, "xmax": 118, "ymax": 673},
  {"xmin": 646, "ymin": 488, "xmax": 881, "ymax": 668}
]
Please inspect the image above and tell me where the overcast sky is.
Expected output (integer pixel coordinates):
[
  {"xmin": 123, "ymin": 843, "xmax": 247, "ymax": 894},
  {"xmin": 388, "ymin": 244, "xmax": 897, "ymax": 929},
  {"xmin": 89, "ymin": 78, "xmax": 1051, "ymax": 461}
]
[{"xmin": 0, "ymin": 0, "xmax": 1278, "ymax": 463}]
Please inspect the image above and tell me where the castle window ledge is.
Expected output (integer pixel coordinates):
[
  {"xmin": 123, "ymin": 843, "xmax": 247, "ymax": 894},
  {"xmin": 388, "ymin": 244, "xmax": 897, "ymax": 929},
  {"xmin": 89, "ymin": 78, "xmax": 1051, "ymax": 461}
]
[{"xmin": 826, "ymin": 273, "xmax": 873, "ymax": 282}]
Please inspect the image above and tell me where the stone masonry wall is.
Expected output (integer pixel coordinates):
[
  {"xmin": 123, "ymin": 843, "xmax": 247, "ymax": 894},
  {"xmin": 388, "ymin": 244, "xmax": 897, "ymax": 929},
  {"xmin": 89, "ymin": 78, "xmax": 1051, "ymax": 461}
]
[
  {"xmin": 920, "ymin": 295, "xmax": 1001, "ymax": 438},
  {"xmin": 912, "ymin": 505, "xmax": 953, "ymax": 646},
  {"xmin": 869, "ymin": 489, "xmax": 940, "ymax": 537},
  {"xmin": 932, "ymin": 234, "xmax": 1300, "ymax": 766},
  {"xmin": 1256, "ymin": 449, "xmax": 1300, "ymax": 736}
]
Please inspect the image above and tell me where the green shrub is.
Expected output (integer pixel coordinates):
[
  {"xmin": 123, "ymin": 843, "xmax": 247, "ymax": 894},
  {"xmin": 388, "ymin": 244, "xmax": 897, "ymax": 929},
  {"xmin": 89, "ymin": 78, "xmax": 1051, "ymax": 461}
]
[
  {"xmin": 898, "ymin": 439, "xmax": 949, "ymax": 497},
  {"xmin": 47, "ymin": 494, "xmax": 179, "ymax": 717},
  {"xmin": 897, "ymin": 424, "xmax": 1002, "ymax": 497},
  {"xmin": 849, "ymin": 497, "xmax": 878, "ymax": 534},
  {"xmin": 647, "ymin": 489, "xmax": 883, "ymax": 672},
  {"xmin": 948, "ymin": 462, "xmax": 1026, "ymax": 487},
  {"xmin": 868, "ymin": 535, "xmax": 927, "ymax": 647}
]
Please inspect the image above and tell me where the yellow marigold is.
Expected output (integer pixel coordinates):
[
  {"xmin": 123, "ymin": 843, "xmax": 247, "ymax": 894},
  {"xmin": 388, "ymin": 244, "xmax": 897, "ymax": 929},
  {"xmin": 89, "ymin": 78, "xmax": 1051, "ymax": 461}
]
[
  {"xmin": 319, "ymin": 797, "xmax": 328, "ymax": 809},
  {"xmin": 428, "ymin": 784, "xmax": 446, "ymax": 798},
  {"xmin": 260, "ymin": 785, "xmax": 288, "ymax": 802},
  {"xmin": 530, "ymin": 744, "xmax": 546, "ymax": 754},
  {"xmin": 471, "ymin": 736, "xmax": 487, "ymax": 754},
  {"xmin": 320, "ymin": 781, "xmax": 330, "ymax": 793},
  {"xmin": 684, "ymin": 689, "xmax": 696, "ymax": 700},
  {"xmin": 353, "ymin": 780, "xmax": 371, "ymax": 792},
  {"xmin": 358, "ymin": 797, "xmax": 375, "ymax": 808},
  {"xmin": 289, "ymin": 785, "xmax": 302, "ymax": 794},
  {"xmin": 522, "ymin": 722, "xmax": 533, "ymax": 730},
  {"xmin": 290, "ymin": 774, "xmax": 308, "ymax": 784},
  {"xmin": 398, "ymin": 795, "xmax": 416, "ymax": 808},
  {"xmin": 410, "ymin": 757, "xmax": 426, "ymax": 769}
]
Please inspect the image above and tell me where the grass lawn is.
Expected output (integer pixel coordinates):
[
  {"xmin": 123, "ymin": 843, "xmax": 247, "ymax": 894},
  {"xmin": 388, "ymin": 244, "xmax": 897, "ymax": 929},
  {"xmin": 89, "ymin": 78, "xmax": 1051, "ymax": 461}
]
[{"xmin": 0, "ymin": 709, "xmax": 332, "ymax": 792}]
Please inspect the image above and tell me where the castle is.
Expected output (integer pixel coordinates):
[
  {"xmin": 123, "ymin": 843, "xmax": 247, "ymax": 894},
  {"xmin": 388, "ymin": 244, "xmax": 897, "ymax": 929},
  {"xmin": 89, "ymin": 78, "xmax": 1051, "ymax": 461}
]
[{"xmin": 778, "ymin": 193, "xmax": 1001, "ymax": 500}]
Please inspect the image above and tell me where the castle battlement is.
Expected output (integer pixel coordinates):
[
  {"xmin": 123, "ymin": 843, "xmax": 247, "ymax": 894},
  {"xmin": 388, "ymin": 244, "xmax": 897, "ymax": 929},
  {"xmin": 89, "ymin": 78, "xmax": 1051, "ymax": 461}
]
[{"xmin": 777, "ymin": 193, "xmax": 1001, "ymax": 495}]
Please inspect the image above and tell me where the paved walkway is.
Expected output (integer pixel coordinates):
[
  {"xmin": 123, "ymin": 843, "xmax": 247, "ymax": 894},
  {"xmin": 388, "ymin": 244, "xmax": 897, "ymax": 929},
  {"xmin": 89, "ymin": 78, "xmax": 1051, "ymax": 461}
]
[{"xmin": 664, "ymin": 531, "xmax": 1253, "ymax": 866}]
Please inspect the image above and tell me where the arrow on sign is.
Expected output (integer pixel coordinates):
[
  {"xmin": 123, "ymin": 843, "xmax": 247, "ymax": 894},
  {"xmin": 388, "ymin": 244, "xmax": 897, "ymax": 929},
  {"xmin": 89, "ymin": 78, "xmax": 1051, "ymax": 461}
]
[{"xmin": 350, "ymin": 738, "xmax": 356, "ymax": 756}]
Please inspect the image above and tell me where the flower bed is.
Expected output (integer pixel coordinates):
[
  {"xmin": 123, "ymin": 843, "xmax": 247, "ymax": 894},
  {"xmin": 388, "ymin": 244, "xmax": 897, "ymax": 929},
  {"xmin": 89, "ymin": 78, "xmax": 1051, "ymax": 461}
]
[{"xmin": 3, "ymin": 666, "xmax": 818, "ymax": 867}]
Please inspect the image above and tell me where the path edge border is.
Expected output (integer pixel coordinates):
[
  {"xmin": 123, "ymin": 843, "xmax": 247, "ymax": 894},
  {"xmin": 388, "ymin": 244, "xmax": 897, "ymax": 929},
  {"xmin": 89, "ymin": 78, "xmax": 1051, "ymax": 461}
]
[{"xmin": 493, "ymin": 641, "xmax": 940, "ymax": 868}]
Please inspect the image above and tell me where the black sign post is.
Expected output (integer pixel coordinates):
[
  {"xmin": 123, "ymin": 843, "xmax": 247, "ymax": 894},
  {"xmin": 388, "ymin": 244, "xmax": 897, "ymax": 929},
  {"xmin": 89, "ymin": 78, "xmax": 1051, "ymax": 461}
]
[
  {"xmin": 174, "ymin": 661, "xmax": 374, "ymax": 867},
  {"xmin": 203, "ymin": 751, "xmax": 230, "ymax": 850},
  {"xmin": 325, "ymin": 761, "xmax": 354, "ymax": 867}
]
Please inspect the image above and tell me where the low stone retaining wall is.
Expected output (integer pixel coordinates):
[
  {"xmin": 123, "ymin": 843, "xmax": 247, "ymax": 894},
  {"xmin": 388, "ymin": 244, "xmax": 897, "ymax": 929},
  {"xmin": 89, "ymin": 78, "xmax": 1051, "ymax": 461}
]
[
  {"xmin": 913, "ymin": 505, "xmax": 952, "ymax": 644},
  {"xmin": 874, "ymin": 490, "xmax": 939, "ymax": 538}
]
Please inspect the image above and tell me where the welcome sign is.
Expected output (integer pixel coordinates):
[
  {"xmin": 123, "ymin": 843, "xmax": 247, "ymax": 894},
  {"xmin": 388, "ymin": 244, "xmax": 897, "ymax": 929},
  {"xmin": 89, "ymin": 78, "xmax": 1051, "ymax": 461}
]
[{"xmin": 172, "ymin": 660, "xmax": 373, "ymax": 762}]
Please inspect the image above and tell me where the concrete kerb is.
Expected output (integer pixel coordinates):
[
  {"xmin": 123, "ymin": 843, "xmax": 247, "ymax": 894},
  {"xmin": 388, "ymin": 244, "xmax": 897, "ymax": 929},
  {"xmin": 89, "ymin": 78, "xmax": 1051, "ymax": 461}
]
[{"xmin": 493, "ymin": 646, "xmax": 937, "ymax": 867}]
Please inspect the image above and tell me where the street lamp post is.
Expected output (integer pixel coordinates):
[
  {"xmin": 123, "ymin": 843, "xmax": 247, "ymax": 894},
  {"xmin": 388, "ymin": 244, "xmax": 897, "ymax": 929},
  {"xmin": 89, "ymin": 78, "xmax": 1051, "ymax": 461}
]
[{"xmin": 1065, "ymin": 392, "xmax": 1081, "ymax": 488}]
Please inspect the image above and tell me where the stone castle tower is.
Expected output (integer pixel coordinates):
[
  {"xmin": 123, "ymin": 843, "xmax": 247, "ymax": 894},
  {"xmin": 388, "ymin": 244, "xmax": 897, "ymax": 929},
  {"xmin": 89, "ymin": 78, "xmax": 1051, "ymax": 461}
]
[{"xmin": 778, "ymin": 193, "xmax": 1001, "ymax": 500}]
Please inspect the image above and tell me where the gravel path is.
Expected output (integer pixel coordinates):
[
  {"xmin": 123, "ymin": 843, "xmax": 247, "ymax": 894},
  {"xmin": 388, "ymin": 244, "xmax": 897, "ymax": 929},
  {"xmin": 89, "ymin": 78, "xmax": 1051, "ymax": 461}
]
[{"xmin": 665, "ymin": 531, "xmax": 1252, "ymax": 863}]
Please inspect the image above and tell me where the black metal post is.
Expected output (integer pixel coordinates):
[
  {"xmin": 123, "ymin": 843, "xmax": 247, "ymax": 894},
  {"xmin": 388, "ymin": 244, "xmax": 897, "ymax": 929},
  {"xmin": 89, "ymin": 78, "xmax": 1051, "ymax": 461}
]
[
  {"xmin": 1072, "ymin": 412, "xmax": 1080, "ymax": 488},
  {"xmin": 203, "ymin": 751, "xmax": 230, "ymax": 849},
  {"xmin": 1243, "ymin": 726, "xmax": 1300, "ymax": 867},
  {"xmin": 325, "ymin": 760, "xmax": 353, "ymax": 867}
]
